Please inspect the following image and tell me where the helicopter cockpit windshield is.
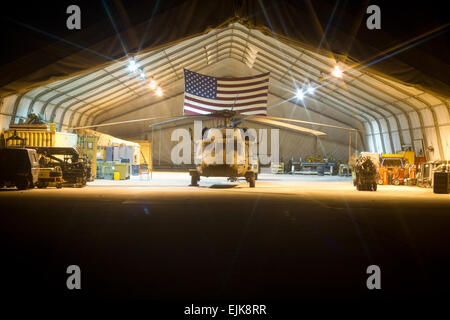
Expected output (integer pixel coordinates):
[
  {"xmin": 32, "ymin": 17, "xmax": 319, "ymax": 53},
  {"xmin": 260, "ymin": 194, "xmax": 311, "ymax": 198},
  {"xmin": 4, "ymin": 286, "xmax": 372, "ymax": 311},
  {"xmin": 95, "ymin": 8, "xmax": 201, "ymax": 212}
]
[{"xmin": 196, "ymin": 129, "xmax": 247, "ymax": 165}]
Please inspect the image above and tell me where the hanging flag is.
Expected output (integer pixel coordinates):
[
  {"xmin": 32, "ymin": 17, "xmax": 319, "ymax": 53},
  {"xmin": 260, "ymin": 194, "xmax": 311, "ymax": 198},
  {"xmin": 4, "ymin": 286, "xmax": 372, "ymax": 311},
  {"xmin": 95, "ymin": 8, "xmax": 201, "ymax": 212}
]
[{"xmin": 183, "ymin": 69, "xmax": 269, "ymax": 116}]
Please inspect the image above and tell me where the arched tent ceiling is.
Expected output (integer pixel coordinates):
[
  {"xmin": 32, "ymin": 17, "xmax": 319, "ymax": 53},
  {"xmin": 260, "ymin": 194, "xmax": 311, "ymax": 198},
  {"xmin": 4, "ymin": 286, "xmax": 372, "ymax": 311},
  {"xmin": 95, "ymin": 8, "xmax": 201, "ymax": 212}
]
[
  {"xmin": 1, "ymin": 0, "xmax": 449, "ymax": 98},
  {"xmin": 1, "ymin": 0, "xmax": 449, "ymax": 160}
]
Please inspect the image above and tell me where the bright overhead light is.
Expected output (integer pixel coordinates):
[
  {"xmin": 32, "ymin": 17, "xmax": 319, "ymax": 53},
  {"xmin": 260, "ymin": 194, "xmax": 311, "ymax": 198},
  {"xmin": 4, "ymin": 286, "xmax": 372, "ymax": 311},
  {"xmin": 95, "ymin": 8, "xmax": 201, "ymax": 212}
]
[
  {"xmin": 331, "ymin": 65, "xmax": 343, "ymax": 78},
  {"xmin": 139, "ymin": 70, "xmax": 146, "ymax": 80},
  {"xmin": 148, "ymin": 79, "xmax": 157, "ymax": 90},
  {"xmin": 307, "ymin": 85, "xmax": 315, "ymax": 94},
  {"xmin": 156, "ymin": 87, "xmax": 163, "ymax": 96},
  {"xmin": 296, "ymin": 90, "xmax": 304, "ymax": 100},
  {"xmin": 127, "ymin": 59, "xmax": 138, "ymax": 73}
]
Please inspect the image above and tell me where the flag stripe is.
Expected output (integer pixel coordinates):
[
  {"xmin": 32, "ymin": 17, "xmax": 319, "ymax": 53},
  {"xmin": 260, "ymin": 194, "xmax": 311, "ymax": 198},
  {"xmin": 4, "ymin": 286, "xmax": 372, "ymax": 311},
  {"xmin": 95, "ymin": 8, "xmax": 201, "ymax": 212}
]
[
  {"xmin": 184, "ymin": 101, "xmax": 268, "ymax": 111},
  {"xmin": 185, "ymin": 93, "xmax": 266, "ymax": 104},
  {"xmin": 217, "ymin": 78, "xmax": 269, "ymax": 88},
  {"xmin": 216, "ymin": 73, "xmax": 270, "ymax": 81},
  {"xmin": 216, "ymin": 89, "xmax": 269, "ymax": 98},
  {"xmin": 214, "ymin": 93, "xmax": 268, "ymax": 101},
  {"xmin": 216, "ymin": 85, "xmax": 269, "ymax": 95},
  {"xmin": 184, "ymin": 104, "xmax": 268, "ymax": 113},
  {"xmin": 216, "ymin": 83, "xmax": 269, "ymax": 92},
  {"xmin": 183, "ymin": 107, "xmax": 207, "ymax": 115},
  {"xmin": 184, "ymin": 106, "xmax": 267, "ymax": 116},
  {"xmin": 185, "ymin": 95, "xmax": 267, "ymax": 107}
]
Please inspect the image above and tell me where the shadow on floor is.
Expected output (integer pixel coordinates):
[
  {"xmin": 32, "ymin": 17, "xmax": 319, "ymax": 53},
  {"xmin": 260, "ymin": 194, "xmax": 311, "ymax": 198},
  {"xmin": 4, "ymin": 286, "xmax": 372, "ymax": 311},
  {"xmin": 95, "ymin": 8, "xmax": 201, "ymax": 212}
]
[{"xmin": 209, "ymin": 184, "xmax": 238, "ymax": 189}]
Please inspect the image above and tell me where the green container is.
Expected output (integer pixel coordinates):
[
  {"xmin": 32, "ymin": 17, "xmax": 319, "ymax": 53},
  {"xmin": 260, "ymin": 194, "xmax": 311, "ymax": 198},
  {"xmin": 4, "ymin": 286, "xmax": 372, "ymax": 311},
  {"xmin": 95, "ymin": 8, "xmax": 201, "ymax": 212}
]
[{"xmin": 114, "ymin": 163, "xmax": 130, "ymax": 180}]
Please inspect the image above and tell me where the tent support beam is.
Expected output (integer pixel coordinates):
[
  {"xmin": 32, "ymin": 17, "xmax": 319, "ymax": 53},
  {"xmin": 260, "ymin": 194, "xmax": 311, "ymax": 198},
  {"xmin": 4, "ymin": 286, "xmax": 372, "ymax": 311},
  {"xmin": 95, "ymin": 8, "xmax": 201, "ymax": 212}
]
[{"xmin": 10, "ymin": 93, "xmax": 26, "ymax": 125}]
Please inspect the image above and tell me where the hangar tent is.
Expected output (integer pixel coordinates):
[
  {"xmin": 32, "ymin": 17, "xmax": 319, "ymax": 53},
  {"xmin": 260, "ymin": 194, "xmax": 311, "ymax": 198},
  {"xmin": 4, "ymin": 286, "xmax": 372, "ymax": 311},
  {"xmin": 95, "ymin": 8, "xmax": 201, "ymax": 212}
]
[{"xmin": 0, "ymin": 0, "xmax": 449, "ymax": 164}]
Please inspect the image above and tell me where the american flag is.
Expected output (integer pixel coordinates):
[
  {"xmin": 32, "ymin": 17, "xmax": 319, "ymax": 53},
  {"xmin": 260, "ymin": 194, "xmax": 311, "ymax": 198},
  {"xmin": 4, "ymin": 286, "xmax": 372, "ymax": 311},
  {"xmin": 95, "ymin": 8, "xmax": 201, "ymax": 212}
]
[{"xmin": 183, "ymin": 69, "xmax": 269, "ymax": 116}]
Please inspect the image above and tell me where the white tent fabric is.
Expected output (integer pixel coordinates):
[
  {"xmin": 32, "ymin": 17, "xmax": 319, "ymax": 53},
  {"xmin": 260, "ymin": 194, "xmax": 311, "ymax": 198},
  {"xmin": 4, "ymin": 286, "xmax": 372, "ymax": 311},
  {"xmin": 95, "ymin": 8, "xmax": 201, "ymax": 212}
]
[{"xmin": 1, "ymin": 22, "xmax": 449, "ymax": 161}]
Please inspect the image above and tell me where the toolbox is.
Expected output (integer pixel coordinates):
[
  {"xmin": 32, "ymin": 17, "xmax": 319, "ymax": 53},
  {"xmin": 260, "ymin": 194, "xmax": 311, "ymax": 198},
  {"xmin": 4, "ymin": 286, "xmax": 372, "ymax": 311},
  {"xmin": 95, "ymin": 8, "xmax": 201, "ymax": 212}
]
[{"xmin": 433, "ymin": 171, "xmax": 449, "ymax": 194}]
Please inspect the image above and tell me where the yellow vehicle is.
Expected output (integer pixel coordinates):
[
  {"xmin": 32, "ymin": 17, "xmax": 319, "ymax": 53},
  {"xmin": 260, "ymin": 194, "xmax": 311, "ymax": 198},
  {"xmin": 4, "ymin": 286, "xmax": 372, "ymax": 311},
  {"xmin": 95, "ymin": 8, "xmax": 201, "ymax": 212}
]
[
  {"xmin": 378, "ymin": 153, "xmax": 413, "ymax": 185},
  {"xmin": 36, "ymin": 166, "xmax": 64, "ymax": 189}
]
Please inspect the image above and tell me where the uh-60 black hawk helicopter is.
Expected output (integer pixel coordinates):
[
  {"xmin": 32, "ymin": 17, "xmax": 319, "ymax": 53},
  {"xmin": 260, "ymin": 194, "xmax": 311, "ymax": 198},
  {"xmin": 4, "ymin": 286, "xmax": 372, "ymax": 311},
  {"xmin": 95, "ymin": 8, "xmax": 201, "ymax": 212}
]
[
  {"xmin": 147, "ymin": 109, "xmax": 327, "ymax": 188},
  {"xmin": 71, "ymin": 109, "xmax": 332, "ymax": 188}
]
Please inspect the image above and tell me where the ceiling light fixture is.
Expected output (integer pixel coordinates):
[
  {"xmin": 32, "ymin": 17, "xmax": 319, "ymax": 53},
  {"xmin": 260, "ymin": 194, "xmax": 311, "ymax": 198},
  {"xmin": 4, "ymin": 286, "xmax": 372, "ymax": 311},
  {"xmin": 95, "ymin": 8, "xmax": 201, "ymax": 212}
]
[
  {"xmin": 127, "ymin": 59, "xmax": 138, "ymax": 73},
  {"xmin": 307, "ymin": 85, "xmax": 315, "ymax": 94},
  {"xmin": 331, "ymin": 65, "xmax": 343, "ymax": 78},
  {"xmin": 149, "ymin": 79, "xmax": 157, "ymax": 90}
]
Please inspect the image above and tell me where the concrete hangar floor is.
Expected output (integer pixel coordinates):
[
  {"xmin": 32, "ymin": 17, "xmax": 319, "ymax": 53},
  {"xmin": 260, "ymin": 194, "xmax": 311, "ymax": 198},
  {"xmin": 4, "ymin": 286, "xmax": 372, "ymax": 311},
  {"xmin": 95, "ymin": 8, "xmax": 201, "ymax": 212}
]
[{"xmin": 1, "ymin": 171, "xmax": 449, "ymax": 301}]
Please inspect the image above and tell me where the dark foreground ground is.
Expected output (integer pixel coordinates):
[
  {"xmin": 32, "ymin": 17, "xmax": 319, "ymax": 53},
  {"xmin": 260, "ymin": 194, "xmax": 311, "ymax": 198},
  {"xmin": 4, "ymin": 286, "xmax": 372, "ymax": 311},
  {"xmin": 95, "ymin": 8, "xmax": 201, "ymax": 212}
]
[{"xmin": 1, "ymin": 173, "xmax": 449, "ymax": 309}]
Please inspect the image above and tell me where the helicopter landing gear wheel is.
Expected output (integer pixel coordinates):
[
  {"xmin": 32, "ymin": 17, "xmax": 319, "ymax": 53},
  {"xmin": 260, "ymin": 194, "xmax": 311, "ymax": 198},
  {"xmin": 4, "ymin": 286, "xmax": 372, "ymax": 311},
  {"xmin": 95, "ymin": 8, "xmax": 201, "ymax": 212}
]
[
  {"xmin": 246, "ymin": 173, "xmax": 256, "ymax": 188},
  {"xmin": 190, "ymin": 171, "xmax": 199, "ymax": 186}
]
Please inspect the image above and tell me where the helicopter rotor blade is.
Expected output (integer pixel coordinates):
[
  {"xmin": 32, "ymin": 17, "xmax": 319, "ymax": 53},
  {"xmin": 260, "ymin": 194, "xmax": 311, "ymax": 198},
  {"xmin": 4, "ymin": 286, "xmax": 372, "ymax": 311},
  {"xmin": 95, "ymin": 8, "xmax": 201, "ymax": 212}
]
[
  {"xmin": 69, "ymin": 115, "xmax": 186, "ymax": 130},
  {"xmin": 233, "ymin": 115, "xmax": 357, "ymax": 133},
  {"xmin": 150, "ymin": 111, "xmax": 246, "ymax": 128},
  {"xmin": 246, "ymin": 116, "xmax": 327, "ymax": 136},
  {"xmin": 149, "ymin": 115, "xmax": 216, "ymax": 128},
  {"xmin": 264, "ymin": 116, "xmax": 358, "ymax": 132},
  {"xmin": 69, "ymin": 111, "xmax": 347, "ymax": 136}
]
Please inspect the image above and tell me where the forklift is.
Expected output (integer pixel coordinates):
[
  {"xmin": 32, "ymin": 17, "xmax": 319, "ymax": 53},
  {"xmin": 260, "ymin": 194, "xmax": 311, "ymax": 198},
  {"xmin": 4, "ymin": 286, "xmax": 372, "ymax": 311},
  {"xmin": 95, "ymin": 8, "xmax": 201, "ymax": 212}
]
[
  {"xmin": 31, "ymin": 147, "xmax": 91, "ymax": 187},
  {"xmin": 377, "ymin": 156, "xmax": 405, "ymax": 185},
  {"xmin": 36, "ymin": 165, "xmax": 64, "ymax": 189}
]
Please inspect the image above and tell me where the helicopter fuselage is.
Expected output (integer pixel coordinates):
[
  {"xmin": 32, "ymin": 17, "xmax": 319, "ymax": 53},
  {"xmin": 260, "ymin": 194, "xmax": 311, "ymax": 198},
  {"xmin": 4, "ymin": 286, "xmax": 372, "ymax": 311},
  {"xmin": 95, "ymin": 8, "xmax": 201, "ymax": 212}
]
[{"xmin": 189, "ymin": 128, "xmax": 258, "ymax": 187}]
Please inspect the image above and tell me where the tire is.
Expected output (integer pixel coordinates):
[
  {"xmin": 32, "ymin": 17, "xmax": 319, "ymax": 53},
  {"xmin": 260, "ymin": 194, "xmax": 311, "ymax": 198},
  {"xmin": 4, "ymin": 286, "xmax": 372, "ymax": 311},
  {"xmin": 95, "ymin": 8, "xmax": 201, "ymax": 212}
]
[
  {"xmin": 190, "ymin": 173, "xmax": 199, "ymax": 186},
  {"xmin": 56, "ymin": 183, "xmax": 62, "ymax": 189},
  {"xmin": 392, "ymin": 178, "xmax": 400, "ymax": 186},
  {"xmin": 255, "ymin": 174, "xmax": 258, "ymax": 180},
  {"xmin": 25, "ymin": 176, "xmax": 34, "ymax": 189},
  {"xmin": 249, "ymin": 176, "xmax": 255, "ymax": 188},
  {"xmin": 356, "ymin": 184, "xmax": 361, "ymax": 191},
  {"xmin": 16, "ymin": 178, "xmax": 29, "ymax": 190},
  {"xmin": 377, "ymin": 179, "xmax": 384, "ymax": 185},
  {"xmin": 372, "ymin": 183, "xmax": 377, "ymax": 191}
]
